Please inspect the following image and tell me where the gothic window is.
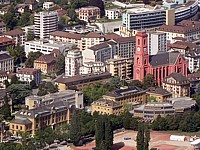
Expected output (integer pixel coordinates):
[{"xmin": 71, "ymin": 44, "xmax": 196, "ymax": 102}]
[
  {"xmin": 144, "ymin": 39, "xmax": 146, "ymax": 45},
  {"xmin": 138, "ymin": 39, "xmax": 140, "ymax": 45},
  {"xmin": 179, "ymin": 58, "xmax": 182, "ymax": 64},
  {"xmin": 137, "ymin": 57, "xmax": 140, "ymax": 64},
  {"xmin": 144, "ymin": 59, "xmax": 147, "ymax": 65}
]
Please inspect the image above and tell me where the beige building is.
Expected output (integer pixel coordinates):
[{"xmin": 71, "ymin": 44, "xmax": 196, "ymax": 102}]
[
  {"xmin": 78, "ymin": 6, "xmax": 100, "ymax": 22},
  {"xmin": 103, "ymin": 86, "xmax": 147, "ymax": 106},
  {"xmin": 106, "ymin": 55, "xmax": 133, "ymax": 80},
  {"xmin": 158, "ymin": 20, "xmax": 200, "ymax": 43},
  {"xmin": 146, "ymin": 87, "xmax": 172, "ymax": 102},
  {"xmin": 162, "ymin": 73, "xmax": 190, "ymax": 98},
  {"xmin": 91, "ymin": 98, "xmax": 123, "ymax": 116},
  {"xmin": 0, "ymin": 52, "xmax": 14, "ymax": 72},
  {"xmin": 9, "ymin": 101, "xmax": 71, "ymax": 135},
  {"xmin": 50, "ymin": 31, "xmax": 104, "ymax": 51},
  {"xmin": 4, "ymin": 29, "xmax": 26, "ymax": 46}
]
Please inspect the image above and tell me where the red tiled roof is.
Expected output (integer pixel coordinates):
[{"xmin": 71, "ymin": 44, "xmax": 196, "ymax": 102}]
[
  {"xmin": 0, "ymin": 70, "xmax": 7, "ymax": 77},
  {"xmin": 35, "ymin": 54, "xmax": 57, "ymax": 64},
  {"xmin": 5, "ymin": 29, "xmax": 24, "ymax": 36},
  {"xmin": 0, "ymin": 37, "xmax": 14, "ymax": 43},
  {"xmin": 17, "ymin": 68, "xmax": 41, "ymax": 75}
]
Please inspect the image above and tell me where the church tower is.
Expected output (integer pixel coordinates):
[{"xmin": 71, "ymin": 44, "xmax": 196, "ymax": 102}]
[{"xmin": 133, "ymin": 32, "xmax": 149, "ymax": 82}]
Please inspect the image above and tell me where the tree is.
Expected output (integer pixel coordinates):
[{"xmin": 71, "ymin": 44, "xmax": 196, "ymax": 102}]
[
  {"xmin": 70, "ymin": 109, "xmax": 81, "ymax": 146},
  {"xmin": 18, "ymin": 12, "xmax": 31, "ymax": 26},
  {"xmin": 67, "ymin": 8, "xmax": 77, "ymax": 21},
  {"xmin": 128, "ymin": 80, "xmax": 143, "ymax": 88},
  {"xmin": 27, "ymin": 31, "xmax": 35, "ymax": 41},
  {"xmin": 56, "ymin": 54, "xmax": 65, "ymax": 75},
  {"xmin": 136, "ymin": 124, "xmax": 144, "ymax": 150},
  {"xmin": 109, "ymin": 77, "xmax": 124, "ymax": 89},
  {"xmin": 1, "ymin": 95, "xmax": 11, "ymax": 120},
  {"xmin": 6, "ymin": 84, "xmax": 32, "ymax": 105},
  {"xmin": 37, "ymin": 82, "xmax": 58, "ymax": 96},
  {"xmin": 89, "ymin": 0, "xmax": 105, "ymax": 17},
  {"xmin": 143, "ymin": 74, "xmax": 157, "ymax": 89},
  {"xmin": 104, "ymin": 117, "xmax": 113, "ymax": 149},
  {"xmin": 123, "ymin": 111, "xmax": 132, "ymax": 129},
  {"xmin": 25, "ymin": 51, "xmax": 43, "ymax": 68},
  {"xmin": 6, "ymin": 45, "xmax": 26, "ymax": 65},
  {"xmin": 3, "ymin": 6, "xmax": 18, "ymax": 30}
]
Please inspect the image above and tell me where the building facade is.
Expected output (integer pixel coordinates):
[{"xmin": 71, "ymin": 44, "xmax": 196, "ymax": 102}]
[
  {"xmin": 16, "ymin": 68, "xmax": 42, "ymax": 86},
  {"xmin": 91, "ymin": 98, "xmax": 123, "ymax": 116},
  {"xmin": 106, "ymin": 55, "xmax": 133, "ymax": 79},
  {"xmin": 34, "ymin": 54, "xmax": 57, "ymax": 74},
  {"xmin": 43, "ymin": 2, "xmax": 54, "ymax": 10},
  {"xmin": 65, "ymin": 50, "xmax": 83, "ymax": 77},
  {"xmin": 0, "ymin": 52, "xmax": 14, "ymax": 72},
  {"xmin": 0, "ymin": 21, "xmax": 6, "ymax": 33},
  {"xmin": 162, "ymin": 72, "xmax": 190, "ymax": 98},
  {"xmin": 4, "ymin": 29, "xmax": 26, "ymax": 46},
  {"xmin": 133, "ymin": 32, "xmax": 189, "ymax": 86},
  {"xmin": 78, "ymin": 6, "xmax": 100, "ymax": 22},
  {"xmin": 34, "ymin": 11, "xmax": 58, "ymax": 39},
  {"xmin": 147, "ymin": 32, "xmax": 167, "ymax": 55},
  {"xmin": 105, "ymin": 9, "xmax": 121, "ymax": 20},
  {"xmin": 25, "ymin": 90, "xmax": 84, "ymax": 110}
]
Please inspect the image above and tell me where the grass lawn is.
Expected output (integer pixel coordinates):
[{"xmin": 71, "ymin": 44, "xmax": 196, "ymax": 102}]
[{"xmin": 159, "ymin": 130, "xmax": 200, "ymax": 137}]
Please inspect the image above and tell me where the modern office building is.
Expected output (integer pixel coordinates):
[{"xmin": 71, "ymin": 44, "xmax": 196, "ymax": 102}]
[
  {"xmin": 25, "ymin": 39, "xmax": 74, "ymax": 55},
  {"xmin": 65, "ymin": 49, "xmax": 83, "ymax": 77},
  {"xmin": 25, "ymin": 90, "xmax": 84, "ymax": 110},
  {"xmin": 147, "ymin": 32, "xmax": 167, "ymax": 55},
  {"xmin": 34, "ymin": 11, "xmax": 58, "ymax": 39},
  {"xmin": 106, "ymin": 55, "xmax": 133, "ymax": 79}
]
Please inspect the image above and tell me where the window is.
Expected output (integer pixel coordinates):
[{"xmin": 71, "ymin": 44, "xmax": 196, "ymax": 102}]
[
  {"xmin": 137, "ymin": 57, "xmax": 140, "ymax": 64},
  {"xmin": 144, "ymin": 39, "xmax": 146, "ymax": 45},
  {"xmin": 138, "ymin": 39, "xmax": 140, "ymax": 45}
]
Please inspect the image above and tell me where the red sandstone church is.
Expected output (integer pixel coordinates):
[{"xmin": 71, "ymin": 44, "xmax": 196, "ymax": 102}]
[{"xmin": 133, "ymin": 32, "xmax": 189, "ymax": 86}]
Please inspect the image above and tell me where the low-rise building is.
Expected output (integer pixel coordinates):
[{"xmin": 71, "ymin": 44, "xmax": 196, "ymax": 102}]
[
  {"xmin": 34, "ymin": 54, "xmax": 57, "ymax": 74},
  {"xmin": 25, "ymin": 90, "xmax": 84, "ymax": 110},
  {"xmin": 4, "ymin": 29, "xmax": 26, "ymax": 46},
  {"xmin": 49, "ymin": 31, "xmax": 104, "ymax": 51},
  {"xmin": 103, "ymin": 86, "xmax": 147, "ymax": 105},
  {"xmin": 105, "ymin": 9, "xmax": 121, "ymax": 20},
  {"xmin": 25, "ymin": 39, "xmax": 74, "ymax": 56},
  {"xmin": 188, "ymin": 71, "xmax": 200, "ymax": 92},
  {"xmin": 79, "ymin": 61, "xmax": 106, "ymax": 75},
  {"xmin": 158, "ymin": 20, "xmax": 200, "ymax": 43},
  {"xmin": 43, "ymin": 2, "xmax": 54, "ymax": 10},
  {"xmin": 16, "ymin": 68, "xmax": 42, "ymax": 86},
  {"xmin": 0, "ymin": 37, "xmax": 14, "ymax": 50},
  {"xmin": 78, "ymin": 6, "xmax": 100, "ymax": 22},
  {"xmin": 162, "ymin": 72, "xmax": 190, "ymax": 98},
  {"xmin": 9, "ymin": 101, "xmax": 72, "ymax": 135},
  {"xmin": 91, "ymin": 98, "xmax": 123, "ymax": 116},
  {"xmin": 15, "ymin": 4, "xmax": 30, "ymax": 14},
  {"xmin": 55, "ymin": 72, "xmax": 112, "ymax": 91},
  {"xmin": 0, "ymin": 52, "xmax": 14, "ymax": 72},
  {"xmin": 146, "ymin": 87, "xmax": 172, "ymax": 102},
  {"xmin": 106, "ymin": 55, "xmax": 133, "ymax": 79}
]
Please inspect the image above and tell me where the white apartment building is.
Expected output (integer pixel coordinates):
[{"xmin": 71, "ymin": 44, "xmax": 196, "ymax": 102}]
[
  {"xmin": 158, "ymin": 20, "xmax": 200, "ymax": 43},
  {"xmin": 65, "ymin": 49, "xmax": 83, "ymax": 77},
  {"xmin": 25, "ymin": 39, "xmax": 74, "ymax": 56},
  {"xmin": 0, "ymin": 52, "xmax": 14, "ymax": 72},
  {"xmin": 79, "ymin": 61, "xmax": 106, "ymax": 75},
  {"xmin": 16, "ymin": 68, "xmax": 42, "ymax": 86},
  {"xmin": 43, "ymin": 2, "xmax": 54, "ymax": 10},
  {"xmin": 50, "ymin": 31, "xmax": 104, "ymax": 51},
  {"xmin": 106, "ymin": 55, "xmax": 133, "ymax": 79},
  {"xmin": 185, "ymin": 50, "xmax": 200, "ymax": 73},
  {"xmin": 22, "ymin": 25, "xmax": 35, "ymax": 35},
  {"xmin": 147, "ymin": 32, "xmax": 167, "ymax": 55},
  {"xmin": 34, "ymin": 11, "xmax": 58, "ymax": 39},
  {"xmin": 105, "ymin": 9, "xmax": 121, "ymax": 20},
  {"xmin": 25, "ymin": 90, "xmax": 84, "ymax": 110}
]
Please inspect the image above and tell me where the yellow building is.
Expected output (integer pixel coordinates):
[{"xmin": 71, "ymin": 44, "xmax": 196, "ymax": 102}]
[
  {"xmin": 91, "ymin": 99, "xmax": 123, "ymax": 116},
  {"xmin": 34, "ymin": 54, "xmax": 57, "ymax": 74},
  {"xmin": 9, "ymin": 101, "xmax": 71, "ymax": 135},
  {"xmin": 55, "ymin": 72, "xmax": 112, "ymax": 91},
  {"xmin": 103, "ymin": 86, "xmax": 147, "ymax": 105},
  {"xmin": 146, "ymin": 87, "xmax": 172, "ymax": 102}
]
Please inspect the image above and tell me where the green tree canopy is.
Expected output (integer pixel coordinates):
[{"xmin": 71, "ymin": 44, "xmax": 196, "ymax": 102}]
[
  {"xmin": 25, "ymin": 51, "xmax": 43, "ymax": 68},
  {"xmin": 56, "ymin": 54, "xmax": 65, "ymax": 75},
  {"xmin": 143, "ymin": 74, "xmax": 157, "ymax": 89},
  {"xmin": 37, "ymin": 82, "xmax": 58, "ymax": 96}
]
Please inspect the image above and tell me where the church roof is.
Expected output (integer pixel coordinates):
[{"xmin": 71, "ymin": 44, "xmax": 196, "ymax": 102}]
[{"xmin": 149, "ymin": 52, "xmax": 181, "ymax": 67}]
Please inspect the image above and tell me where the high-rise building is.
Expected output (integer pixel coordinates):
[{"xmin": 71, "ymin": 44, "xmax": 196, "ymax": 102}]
[
  {"xmin": 34, "ymin": 11, "xmax": 58, "ymax": 39},
  {"xmin": 65, "ymin": 50, "xmax": 83, "ymax": 77},
  {"xmin": 147, "ymin": 32, "xmax": 167, "ymax": 55}
]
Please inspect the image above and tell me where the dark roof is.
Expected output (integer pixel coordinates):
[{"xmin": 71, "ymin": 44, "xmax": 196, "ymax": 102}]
[
  {"xmin": 50, "ymin": 31, "xmax": 83, "ymax": 40},
  {"xmin": 15, "ymin": 101, "xmax": 69, "ymax": 119},
  {"xmin": 0, "ymin": 53, "xmax": 13, "ymax": 61},
  {"xmin": 10, "ymin": 118, "xmax": 32, "ymax": 125},
  {"xmin": 5, "ymin": 29, "xmax": 24, "ymax": 36},
  {"xmin": 24, "ymin": 0, "xmax": 36, "ymax": 4},
  {"xmin": 164, "ymin": 73, "xmax": 190, "ymax": 85},
  {"xmin": 93, "ymin": 98, "xmax": 122, "ymax": 108},
  {"xmin": 114, "ymin": 36, "xmax": 135, "ymax": 43},
  {"xmin": 188, "ymin": 71, "xmax": 200, "ymax": 82},
  {"xmin": 104, "ymin": 33, "xmax": 121, "ymax": 41},
  {"xmin": 85, "ymin": 32, "xmax": 102, "ymax": 38},
  {"xmin": 105, "ymin": 86, "xmax": 144, "ymax": 98},
  {"xmin": 146, "ymin": 87, "xmax": 172, "ymax": 96},
  {"xmin": 168, "ymin": 41, "xmax": 199, "ymax": 50},
  {"xmin": 17, "ymin": 68, "xmax": 41, "ymax": 75},
  {"xmin": 149, "ymin": 52, "xmax": 181, "ymax": 67},
  {"xmin": 0, "ymin": 70, "xmax": 7, "ymax": 77},
  {"xmin": 89, "ymin": 42, "xmax": 109, "ymax": 51},
  {"xmin": 35, "ymin": 54, "xmax": 56, "ymax": 64},
  {"xmin": 55, "ymin": 72, "xmax": 111, "ymax": 85}
]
